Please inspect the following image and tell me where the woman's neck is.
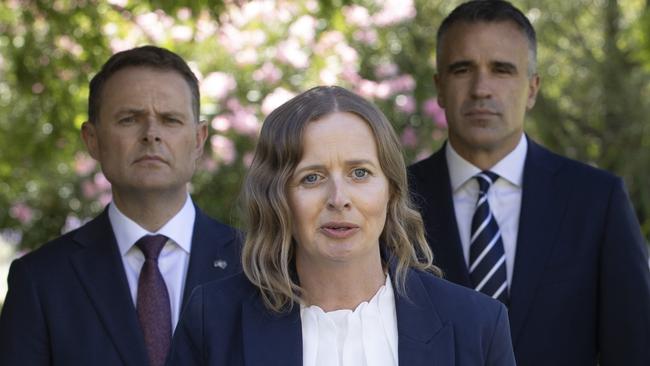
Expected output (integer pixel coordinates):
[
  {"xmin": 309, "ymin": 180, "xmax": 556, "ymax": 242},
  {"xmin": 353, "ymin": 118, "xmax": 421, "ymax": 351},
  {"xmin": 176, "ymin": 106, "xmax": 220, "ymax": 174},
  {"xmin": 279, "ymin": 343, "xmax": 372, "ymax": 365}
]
[{"xmin": 296, "ymin": 254, "xmax": 386, "ymax": 312}]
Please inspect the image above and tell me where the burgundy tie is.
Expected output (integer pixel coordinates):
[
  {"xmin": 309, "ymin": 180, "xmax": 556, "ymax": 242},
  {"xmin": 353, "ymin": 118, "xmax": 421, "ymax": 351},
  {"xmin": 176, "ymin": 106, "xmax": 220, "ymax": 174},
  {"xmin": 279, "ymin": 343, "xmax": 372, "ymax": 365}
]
[{"xmin": 135, "ymin": 234, "xmax": 171, "ymax": 366}]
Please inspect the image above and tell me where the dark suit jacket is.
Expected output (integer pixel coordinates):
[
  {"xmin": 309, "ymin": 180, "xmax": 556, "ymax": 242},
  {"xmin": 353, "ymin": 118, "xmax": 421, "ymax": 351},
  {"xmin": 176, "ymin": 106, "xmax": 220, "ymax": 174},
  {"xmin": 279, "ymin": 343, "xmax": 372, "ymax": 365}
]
[
  {"xmin": 0, "ymin": 205, "xmax": 242, "ymax": 366},
  {"xmin": 167, "ymin": 268, "xmax": 515, "ymax": 366},
  {"xmin": 408, "ymin": 138, "xmax": 650, "ymax": 366}
]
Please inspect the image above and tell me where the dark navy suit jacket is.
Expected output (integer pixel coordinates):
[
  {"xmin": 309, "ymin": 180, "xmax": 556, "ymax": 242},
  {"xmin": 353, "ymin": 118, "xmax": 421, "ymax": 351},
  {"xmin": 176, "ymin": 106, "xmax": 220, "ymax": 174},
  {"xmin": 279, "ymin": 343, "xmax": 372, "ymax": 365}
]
[
  {"xmin": 408, "ymin": 138, "xmax": 650, "ymax": 366},
  {"xmin": 0, "ymin": 205, "xmax": 242, "ymax": 366},
  {"xmin": 167, "ymin": 268, "xmax": 516, "ymax": 366}
]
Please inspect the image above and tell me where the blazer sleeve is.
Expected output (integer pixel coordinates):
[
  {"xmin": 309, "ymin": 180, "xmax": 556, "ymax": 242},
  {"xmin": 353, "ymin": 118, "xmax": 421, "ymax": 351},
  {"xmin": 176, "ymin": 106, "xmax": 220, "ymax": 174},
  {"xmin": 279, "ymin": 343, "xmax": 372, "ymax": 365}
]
[
  {"xmin": 598, "ymin": 178, "xmax": 650, "ymax": 365},
  {"xmin": 486, "ymin": 303, "xmax": 516, "ymax": 366},
  {"xmin": 167, "ymin": 286, "xmax": 206, "ymax": 366},
  {"xmin": 0, "ymin": 259, "xmax": 50, "ymax": 366}
]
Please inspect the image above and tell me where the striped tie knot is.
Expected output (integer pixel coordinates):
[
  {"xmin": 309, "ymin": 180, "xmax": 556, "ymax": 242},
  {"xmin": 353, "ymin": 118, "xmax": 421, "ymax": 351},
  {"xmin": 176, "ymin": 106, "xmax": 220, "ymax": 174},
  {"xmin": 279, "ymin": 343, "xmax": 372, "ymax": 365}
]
[{"xmin": 476, "ymin": 171, "xmax": 499, "ymax": 195}]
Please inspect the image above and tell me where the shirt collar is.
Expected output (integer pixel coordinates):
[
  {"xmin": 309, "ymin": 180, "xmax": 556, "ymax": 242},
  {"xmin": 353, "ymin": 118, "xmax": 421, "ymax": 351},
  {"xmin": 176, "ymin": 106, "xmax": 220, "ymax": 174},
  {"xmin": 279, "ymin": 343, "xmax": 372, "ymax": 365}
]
[
  {"xmin": 109, "ymin": 194, "xmax": 196, "ymax": 256},
  {"xmin": 446, "ymin": 134, "xmax": 527, "ymax": 192}
]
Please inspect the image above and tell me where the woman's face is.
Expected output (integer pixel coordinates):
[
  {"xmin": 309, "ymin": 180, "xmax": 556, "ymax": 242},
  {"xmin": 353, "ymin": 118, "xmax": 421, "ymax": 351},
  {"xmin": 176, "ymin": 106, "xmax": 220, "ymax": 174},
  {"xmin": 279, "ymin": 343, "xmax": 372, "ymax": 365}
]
[{"xmin": 288, "ymin": 112, "xmax": 390, "ymax": 268}]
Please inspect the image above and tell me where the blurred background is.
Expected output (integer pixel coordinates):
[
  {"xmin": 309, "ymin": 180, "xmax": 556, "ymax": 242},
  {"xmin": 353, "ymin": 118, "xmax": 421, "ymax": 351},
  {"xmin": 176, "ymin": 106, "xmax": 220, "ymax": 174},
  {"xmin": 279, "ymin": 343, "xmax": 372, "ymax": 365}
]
[{"xmin": 1, "ymin": 0, "xmax": 649, "ymax": 306}]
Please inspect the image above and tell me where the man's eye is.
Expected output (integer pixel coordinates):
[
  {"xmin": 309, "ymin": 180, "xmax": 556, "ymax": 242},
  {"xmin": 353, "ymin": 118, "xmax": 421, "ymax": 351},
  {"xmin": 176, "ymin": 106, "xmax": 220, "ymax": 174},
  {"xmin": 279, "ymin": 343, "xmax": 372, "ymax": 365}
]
[
  {"xmin": 451, "ymin": 67, "xmax": 468, "ymax": 75},
  {"xmin": 352, "ymin": 168, "xmax": 369, "ymax": 179},
  {"xmin": 119, "ymin": 116, "xmax": 135, "ymax": 124},
  {"xmin": 164, "ymin": 117, "xmax": 182, "ymax": 124}
]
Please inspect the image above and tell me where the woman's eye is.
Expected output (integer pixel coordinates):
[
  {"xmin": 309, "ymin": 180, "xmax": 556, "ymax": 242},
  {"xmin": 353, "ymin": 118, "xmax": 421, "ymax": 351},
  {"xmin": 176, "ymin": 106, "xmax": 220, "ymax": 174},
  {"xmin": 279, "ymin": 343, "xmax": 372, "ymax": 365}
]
[
  {"xmin": 301, "ymin": 173, "xmax": 320, "ymax": 184},
  {"xmin": 352, "ymin": 168, "xmax": 369, "ymax": 179}
]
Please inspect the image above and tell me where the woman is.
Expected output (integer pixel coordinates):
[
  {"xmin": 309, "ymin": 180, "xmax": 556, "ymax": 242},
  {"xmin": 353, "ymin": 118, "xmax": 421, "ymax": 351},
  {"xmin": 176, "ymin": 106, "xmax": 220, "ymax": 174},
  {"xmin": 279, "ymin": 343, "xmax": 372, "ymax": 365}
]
[{"xmin": 168, "ymin": 86, "xmax": 515, "ymax": 365}]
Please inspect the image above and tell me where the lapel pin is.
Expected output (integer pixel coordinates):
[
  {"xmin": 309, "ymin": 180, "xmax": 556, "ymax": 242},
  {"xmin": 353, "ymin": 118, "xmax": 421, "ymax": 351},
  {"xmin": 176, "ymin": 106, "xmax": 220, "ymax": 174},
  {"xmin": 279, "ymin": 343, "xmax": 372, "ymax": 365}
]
[{"xmin": 213, "ymin": 259, "xmax": 228, "ymax": 269}]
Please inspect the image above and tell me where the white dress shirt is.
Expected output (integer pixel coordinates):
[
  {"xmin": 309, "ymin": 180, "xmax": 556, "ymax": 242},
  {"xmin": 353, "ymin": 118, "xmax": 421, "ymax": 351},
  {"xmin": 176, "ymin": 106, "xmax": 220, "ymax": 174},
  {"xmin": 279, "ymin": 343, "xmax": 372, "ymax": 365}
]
[
  {"xmin": 108, "ymin": 195, "xmax": 195, "ymax": 330},
  {"xmin": 300, "ymin": 275, "xmax": 398, "ymax": 366},
  {"xmin": 446, "ymin": 135, "xmax": 527, "ymax": 286}
]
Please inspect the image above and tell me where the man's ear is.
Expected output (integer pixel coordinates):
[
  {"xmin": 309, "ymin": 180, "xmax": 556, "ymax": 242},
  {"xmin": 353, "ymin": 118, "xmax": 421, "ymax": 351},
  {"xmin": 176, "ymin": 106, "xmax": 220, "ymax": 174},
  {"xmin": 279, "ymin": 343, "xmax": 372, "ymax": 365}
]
[
  {"xmin": 434, "ymin": 73, "xmax": 445, "ymax": 108},
  {"xmin": 195, "ymin": 120, "xmax": 209, "ymax": 157},
  {"xmin": 81, "ymin": 121, "xmax": 100, "ymax": 160},
  {"xmin": 526, "ymin": 74, "xmax": 540, "ymax": 110}
]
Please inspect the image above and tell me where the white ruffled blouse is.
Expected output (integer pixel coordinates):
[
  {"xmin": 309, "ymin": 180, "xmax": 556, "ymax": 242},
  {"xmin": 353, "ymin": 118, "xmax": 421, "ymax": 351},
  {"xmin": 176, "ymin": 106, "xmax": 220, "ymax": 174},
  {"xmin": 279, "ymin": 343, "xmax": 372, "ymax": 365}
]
[{"xmin": 300, "ymin": 275, "xmax": 398, "ymax": 366}]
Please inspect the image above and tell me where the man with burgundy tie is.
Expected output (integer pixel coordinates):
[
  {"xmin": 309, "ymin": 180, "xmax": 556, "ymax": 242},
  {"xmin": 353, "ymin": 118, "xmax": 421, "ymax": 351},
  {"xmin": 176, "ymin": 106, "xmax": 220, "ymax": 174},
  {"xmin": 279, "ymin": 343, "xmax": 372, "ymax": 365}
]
[
  {"xmin": 0, "ymin": 46, "xmax": 241, "ymax": 366},
  {"xmin": 408, "ymin": 1, "xmax": 650, "ymax": 366}
]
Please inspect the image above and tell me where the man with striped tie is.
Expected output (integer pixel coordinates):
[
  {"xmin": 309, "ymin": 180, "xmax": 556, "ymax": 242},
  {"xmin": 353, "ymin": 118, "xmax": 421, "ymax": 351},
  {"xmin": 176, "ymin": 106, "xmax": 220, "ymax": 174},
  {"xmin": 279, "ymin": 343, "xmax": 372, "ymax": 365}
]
[{"xmin": 408, "ymin": 1, "xmax": 650, "ymax": 366}]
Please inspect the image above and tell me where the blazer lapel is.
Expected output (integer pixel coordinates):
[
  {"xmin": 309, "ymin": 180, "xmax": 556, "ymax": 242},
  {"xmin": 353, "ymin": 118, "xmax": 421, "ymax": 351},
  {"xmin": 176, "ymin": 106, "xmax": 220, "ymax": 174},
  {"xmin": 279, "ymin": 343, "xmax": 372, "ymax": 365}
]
[
  {"xmin": 69, "ymin": 210, "xmax": 148, "ymax": 366},
  {"xmin": 181, "ymin": 206, "xmax": 239, "ymax": 307},
  {"xmin": 241, "ymin": 296, "xmax": 302, "ymax": 366},
  {"xmin": 412, "ymin": 146, "xmax": 470, "ymax": 286},
  {"xmin": 396, "ymin": 270, "xmax": 455, "ymax": 366},
  {"xmin": 508, "ymin": 138, "xmax": 569, "ymax": 343}
]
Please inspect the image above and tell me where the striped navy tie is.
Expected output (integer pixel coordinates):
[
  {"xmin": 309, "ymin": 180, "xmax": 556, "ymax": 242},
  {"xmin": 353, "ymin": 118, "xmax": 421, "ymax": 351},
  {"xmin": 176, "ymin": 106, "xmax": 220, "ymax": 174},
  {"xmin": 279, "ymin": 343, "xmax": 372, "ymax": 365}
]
[{"xmin": 469, "ymin": 171, "xmax": 509, "ymax": 304}]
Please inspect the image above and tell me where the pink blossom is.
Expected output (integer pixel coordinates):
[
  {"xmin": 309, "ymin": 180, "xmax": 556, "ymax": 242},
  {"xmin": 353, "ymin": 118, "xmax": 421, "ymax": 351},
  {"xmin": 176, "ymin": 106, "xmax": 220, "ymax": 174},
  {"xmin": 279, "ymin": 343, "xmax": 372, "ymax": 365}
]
[
  {"xmin": 10, "ymin": 202, "xmax": 34, "ymax": 225},
  {"xmin": 315, "ymin": 31, "xmax": 345, "ymax": 55},
  {"xmin": 74, "ymin": 152, "xmax": 97, "ymax": 176},
  {"xmin": 211, "ymin": 115, "xmax": 231, "ymax": 132},
  {"xmin": 320, "ymin": 68, "xmax": 339, "ymax": 85},
  {"xmin": 395, "ymin": 94, "xmax": 416, "ymax": 114},
  {"xmin": 94, "ymin": 172, "xmax": 112, "ymax": 192},
  {"xmin": 415, "ymin": 148, "xmax": 434, "ymax": 163},
  {"xmin": 353, "ymin": 29, "xmax": 378, "ymax": 45},
  {"xmin": 375, "ymin": 63, "xmax": 399, "ymax": 78},
  {"xmin": 276, "ymin": 39, "xmax": 309, "ymax": 69},
  {"xmin": 81, "ymin": 180, "xmax": 97, "ymax": 199},
  {"xmin": 107, "ymin": 0, "xmax": 127, "ymax": 6},
  {"xmin": 289, "ymin": 15, "xmax": 317, "ymax": 43},
  {"xmin": 372, "ymin": 0, "xmax": 416, "ymax": 26},
  {"xmin": 98, "ymin": 192, "xmax": 112, "ymax": 207},
  {"xmin": 387, "ymin": 74, "xmax": 416, "ymax": 93},
  {"xmin": 134, "ymin": 12, "xmax": 172, "ymax": 43},
  {"xmin": 342, "ymin": 5, "xmax": 371, "ymax": 27},
  {"xmin": 243, "ymin": 152, "xmax": 255, "ymax": 167},
  {"xmin": 235, "ymin": 48, "xmax": 259, "ymax": 66},
  {"xmin": 202, "ymin": 72, "xmax": 236, "ymax": 101},
  {"xmin": 400, "ymin": 126, "xmax": 418, "ymax": 148},
  {"xmin": 335, "ymin": 43, "xmax": 358, "ymax": 65},
  {"xmin": 231, "ymin": 108, "xmax": 261, "ymax": 137},
  {"xmin": 196, "ymin": 14, "xmax": 218, "ymax": 42},
  {"xmin": 261, "ymin": 88, "xmax": 296, "ymax": 115},
  {"xmin": 177, "ymin": 7, "xmax": 192, "ymax": 21},
  {"xmin": 356, "ymin": 79, "xmax": 378, "ymax": 99},
  {"xmin": 423, "ymin": 98, "xmax": 448, "ymax": 128},
  {"xmin": 55, "ymin": 36, "xmax": 83, "ymax": 57},
  {"xmin": 61, "ymin": 214, "xmax": 91, "ymax": 234},
  {"xmin": 253, "ymin": 62, "xmax": 283, "ymax": 84},
  {"xmin": 201, "ymin": 156, "xmax": 219, "ymax": 173},
  {"xmin": 210, "ymin": 135, "xmax": 236, "ymax": 165},
  {"xmin": 171, "ymin": 25, "xmax": 193, "ymax": 42}
]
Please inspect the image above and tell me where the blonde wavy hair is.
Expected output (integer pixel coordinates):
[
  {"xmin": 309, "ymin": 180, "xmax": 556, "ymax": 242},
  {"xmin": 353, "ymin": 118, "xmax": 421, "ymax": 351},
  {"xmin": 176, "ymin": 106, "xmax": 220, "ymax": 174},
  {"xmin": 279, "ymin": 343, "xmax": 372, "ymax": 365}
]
[{"xmin": 242, "ymin": 86, "xmax": 440, "ymax": 312}]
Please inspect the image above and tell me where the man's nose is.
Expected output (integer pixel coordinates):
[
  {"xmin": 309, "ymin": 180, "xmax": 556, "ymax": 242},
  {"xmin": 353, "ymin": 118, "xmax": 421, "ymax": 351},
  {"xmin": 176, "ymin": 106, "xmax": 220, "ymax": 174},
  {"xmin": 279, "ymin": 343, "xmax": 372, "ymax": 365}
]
[
  {"xmin": 470, "ymin": 72, "xmax": 493, "ymax": 99},
  {"xmin": 141, "ymin": 116, "xmax": 162, "ymax": 143}
]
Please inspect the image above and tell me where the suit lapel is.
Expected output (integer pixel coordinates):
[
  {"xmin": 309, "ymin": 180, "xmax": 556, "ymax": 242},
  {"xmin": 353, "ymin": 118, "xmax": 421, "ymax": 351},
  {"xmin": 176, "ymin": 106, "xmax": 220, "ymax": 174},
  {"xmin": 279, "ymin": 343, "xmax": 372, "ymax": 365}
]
[
  {"xmin": 412, "ymin": 147, "xmax": 470, "ymax": 286},
  {"xmin": 508, "ymin": 138, "xmax": 569, "ymax": 343},
  {"xmin": 241, "ymin": 296, "xmax": 302, "ymax": 366},
  {"xmin": 69, "ymin": 210, "xmax": 148, "ymax": 366},
  {"xmin": 396, "ymin": 270, "xmax": 455, "ymax": 366},
  {"xmin": 181, "ymin": 206, "xmax": 239, "ymax": 307}
]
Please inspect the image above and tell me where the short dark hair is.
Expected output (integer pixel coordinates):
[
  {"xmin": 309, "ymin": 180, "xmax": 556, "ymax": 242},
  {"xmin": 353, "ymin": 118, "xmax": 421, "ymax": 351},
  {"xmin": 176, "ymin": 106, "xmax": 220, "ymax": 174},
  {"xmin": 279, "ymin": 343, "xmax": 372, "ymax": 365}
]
[
  {"xmin": 437, "ymin": 0, "xmax": 537, "ymax": 75},
  {"xmin": 88, "ymin": 45, "xmax": 200, "ymax": 124}
]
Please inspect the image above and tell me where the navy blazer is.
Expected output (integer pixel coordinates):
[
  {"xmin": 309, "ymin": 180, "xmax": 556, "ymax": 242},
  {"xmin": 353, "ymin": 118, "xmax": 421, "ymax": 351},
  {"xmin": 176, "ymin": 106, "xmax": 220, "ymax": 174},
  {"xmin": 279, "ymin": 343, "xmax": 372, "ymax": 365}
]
[
  {"xmin": 408, "ymin": 138, "xmax": 650, "ymax": 366},
  {"xmin": 0, "ymin": 205, "xmax": 242, "ymax": 366},
  {"xmin": 167, "ymin": 268, "xmax": 515, "ymax": 366}
]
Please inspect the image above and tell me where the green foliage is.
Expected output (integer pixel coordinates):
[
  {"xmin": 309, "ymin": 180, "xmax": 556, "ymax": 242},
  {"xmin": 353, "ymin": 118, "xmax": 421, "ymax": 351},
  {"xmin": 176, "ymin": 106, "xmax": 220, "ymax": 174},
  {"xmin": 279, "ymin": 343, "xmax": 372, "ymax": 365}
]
[{"xmin": 0, "ymin": 0, "xmax": 649, "ymax": 253}]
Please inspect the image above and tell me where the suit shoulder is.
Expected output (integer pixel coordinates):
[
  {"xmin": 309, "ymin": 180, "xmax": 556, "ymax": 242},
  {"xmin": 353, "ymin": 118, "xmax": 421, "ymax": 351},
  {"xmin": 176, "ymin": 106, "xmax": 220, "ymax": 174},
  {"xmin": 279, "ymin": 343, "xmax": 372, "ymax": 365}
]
[
  {"xmin": 193, "ymin": 272, "xmax": 257, "ymax": 306},
  {"xmin": 413, "ymin": 270, "xmax": 505, "ymax": 320},
  {"xmin": 12, "ymin": 226, "xmax": 84, "ymax": 269},
  {"xmin": 532, "ymin": 141, "xmax": 620, "ymax": 185}
]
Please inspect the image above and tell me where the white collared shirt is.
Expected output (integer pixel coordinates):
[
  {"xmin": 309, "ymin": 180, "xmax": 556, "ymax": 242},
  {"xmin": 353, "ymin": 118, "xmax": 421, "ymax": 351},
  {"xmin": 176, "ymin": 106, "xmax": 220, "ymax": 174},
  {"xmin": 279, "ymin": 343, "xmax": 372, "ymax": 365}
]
[
  {"xmin": 300, "ymin": 275, "xmax": 398, "ymax": 366},
  {"xmin": 445, "ymin": 135, "xmax": 527, "ymax": 286},
  {"xmin": 108, "ymin": 195, "xmax": 195, "ymax": 330}
]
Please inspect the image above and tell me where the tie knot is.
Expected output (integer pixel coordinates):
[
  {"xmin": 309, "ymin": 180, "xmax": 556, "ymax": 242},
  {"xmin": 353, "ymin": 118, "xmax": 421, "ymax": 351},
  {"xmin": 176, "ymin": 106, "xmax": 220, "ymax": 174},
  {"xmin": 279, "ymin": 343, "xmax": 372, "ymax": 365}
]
[
  {"xmin": 475, "ymin": 171, "xmax": 499, "ymax": 194},
  {"xmin": 135, "ymin": 235, "xmax": 168, "ymax": 260}
]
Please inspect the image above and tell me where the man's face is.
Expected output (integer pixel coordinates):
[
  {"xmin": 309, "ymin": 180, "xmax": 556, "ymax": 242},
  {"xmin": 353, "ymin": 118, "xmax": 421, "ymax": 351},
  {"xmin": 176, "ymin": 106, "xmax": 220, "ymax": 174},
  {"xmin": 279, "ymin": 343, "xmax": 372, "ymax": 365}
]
[
  {"xmin": 82, "ymin": 66, "xmax": 207, "ymax": 199},
  {"xmin": 435, "ymin": 21, "xmax": 539, "ymax": 161}
]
